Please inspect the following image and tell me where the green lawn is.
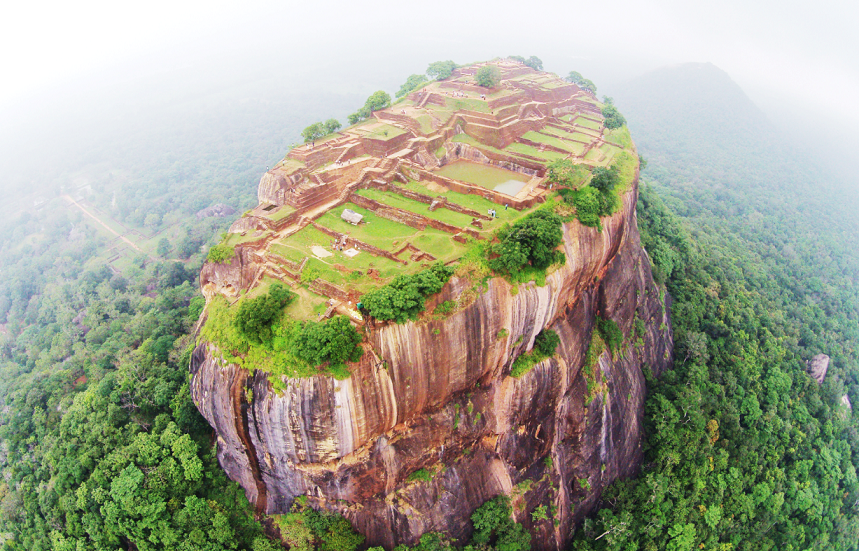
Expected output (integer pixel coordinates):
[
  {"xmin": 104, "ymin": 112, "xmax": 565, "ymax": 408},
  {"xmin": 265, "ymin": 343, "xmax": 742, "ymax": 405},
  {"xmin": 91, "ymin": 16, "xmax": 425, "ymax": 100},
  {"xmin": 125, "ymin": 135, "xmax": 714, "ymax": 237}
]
[
  {"xmin": 315, "ymin": 204, "xmax": 473, "ymax": 267},
  {"xmin": 600, "ymin": 143, "xmax": 622, "ymax": 164},
  {"xmin": 605, "ymin": 126, "xmax": 633, "ymax": 149},
  {"xmin": 283, "ymin": 286, "xmax": 331, "ymax": 320},
  {"xmin": 446, "ymin": 97, "xmax": 491, "ymax": 113},
  {"xmin": 365, "ymin": 124, "xmax": 406, "ymax": 141},
  {"xmin": 540, "ymin": 80, "xmax": 568, "ymax": 90},
  {"xmin": 584, "ymin": 148, "xmax": 603, "ymax": 163},
  {"xmin": 540, "ymin": 125, "xmax": 582, "ymax": 141},
  {"xmin": 270, "ymin": 225, "xmax": 334, "ymax": 263},
  {"xmin": 417, "ymin": 115, "xmax": 435, "ymax": 134},
  {"xmin": 354, "ymin": 188, "xmax": 475, "ymax": 228},
  {"xmin": 436, "ymin": 160, "xmax": 530, "ymax": 189},
  {"xmin": 316, "ymin": 204, "xmax": 420, "ymax": 248}
]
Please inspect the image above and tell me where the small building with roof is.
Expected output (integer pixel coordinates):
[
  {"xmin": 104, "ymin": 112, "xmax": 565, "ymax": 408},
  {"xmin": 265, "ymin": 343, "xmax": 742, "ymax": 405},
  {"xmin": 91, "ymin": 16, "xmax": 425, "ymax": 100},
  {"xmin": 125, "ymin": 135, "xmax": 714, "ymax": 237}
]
[{"xmin": 341, "ymin": 209, "xmax": 363, "ymax": 225}]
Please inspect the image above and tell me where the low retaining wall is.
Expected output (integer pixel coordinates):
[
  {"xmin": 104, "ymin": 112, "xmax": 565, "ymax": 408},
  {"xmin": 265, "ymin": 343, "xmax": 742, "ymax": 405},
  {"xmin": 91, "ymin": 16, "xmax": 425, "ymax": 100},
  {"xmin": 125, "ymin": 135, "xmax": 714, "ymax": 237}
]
[{"xmin": 308, "ymin": 279, "xmax": 355, "ymax": 303}]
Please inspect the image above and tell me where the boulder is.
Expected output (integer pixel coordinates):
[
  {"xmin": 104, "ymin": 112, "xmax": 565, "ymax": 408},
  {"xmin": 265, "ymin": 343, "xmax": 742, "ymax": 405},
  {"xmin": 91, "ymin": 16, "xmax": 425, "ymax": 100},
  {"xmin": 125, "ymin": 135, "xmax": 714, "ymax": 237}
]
[{"xmin": 806, "ymin": 353, "xmax": 830, "ymax": 384}]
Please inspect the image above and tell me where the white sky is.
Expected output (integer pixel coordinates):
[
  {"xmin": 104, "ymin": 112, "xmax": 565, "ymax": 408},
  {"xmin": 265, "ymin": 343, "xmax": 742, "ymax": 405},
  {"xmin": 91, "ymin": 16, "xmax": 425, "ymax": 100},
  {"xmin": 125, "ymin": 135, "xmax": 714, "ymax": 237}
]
[{"xmin": 1, "ymin": 0, "xmax": 857, "ymax": 138}]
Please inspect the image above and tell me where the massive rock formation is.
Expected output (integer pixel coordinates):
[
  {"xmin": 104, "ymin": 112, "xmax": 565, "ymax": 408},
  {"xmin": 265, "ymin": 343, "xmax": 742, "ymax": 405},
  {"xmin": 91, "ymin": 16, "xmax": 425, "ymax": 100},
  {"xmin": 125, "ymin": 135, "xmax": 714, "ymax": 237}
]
[{"xmin": 190, "ymin": 60, "xmax": 673, "ymax": 549}]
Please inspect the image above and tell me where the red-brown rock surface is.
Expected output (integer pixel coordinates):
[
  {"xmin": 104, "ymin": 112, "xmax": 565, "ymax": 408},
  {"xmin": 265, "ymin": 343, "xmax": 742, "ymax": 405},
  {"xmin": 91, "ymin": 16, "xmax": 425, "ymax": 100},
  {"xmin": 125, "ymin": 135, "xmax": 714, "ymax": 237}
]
[
  {"xmin": 191, "ymin": 60, "xmax": 672, "ymax": 549},
  {"xmin": 190, "ymin": 178, "xmax": 672, "ymax": 550}
]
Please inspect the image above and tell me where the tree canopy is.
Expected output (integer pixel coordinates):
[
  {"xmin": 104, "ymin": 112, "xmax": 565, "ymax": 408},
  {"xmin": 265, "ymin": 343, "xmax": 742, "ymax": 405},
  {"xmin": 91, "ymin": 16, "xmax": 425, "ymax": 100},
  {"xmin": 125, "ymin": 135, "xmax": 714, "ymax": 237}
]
[
  {"xmin": 348, "ymin": 90, "xmax": 391, "ymax": 125},
  {"xmin": 476, "ymin": 65, "xmax": 502, "ymax": 88},
  {"xmin": 427, "ymin": 60, "xmax": 458, "ymax": 81},
  {"xmin": 396, "ymin": 74, "xmax": 429, "ymax": 98},
  {"xmin": 489, "ymin": 210, "xmax": 564, "ymax": 276},
  {"xmin": 233, "ymin": 283, "xmax": 295, "ymax": 345},
  {"xmin": 601, "ymin": 104, "xmax": 626, "ymax": 129},
  {"xmin": 361, "ymin": 263, "xmax": 454, "ymax": 323},
  {"xmin": 509, "ymin": 55, "xmax": 543, "ymax": 71},
  {"xmin": 566, "ymin": 70, "xmax": 597, "ymax": 93}
]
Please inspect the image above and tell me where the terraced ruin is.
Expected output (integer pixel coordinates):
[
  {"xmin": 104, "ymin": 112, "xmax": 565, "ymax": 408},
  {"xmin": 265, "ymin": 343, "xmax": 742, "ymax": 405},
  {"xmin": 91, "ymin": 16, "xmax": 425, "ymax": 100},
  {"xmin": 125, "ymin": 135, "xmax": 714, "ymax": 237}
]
[{"xmin": 203, "ymin": 59, "xmax": 630, "ymax": 321}]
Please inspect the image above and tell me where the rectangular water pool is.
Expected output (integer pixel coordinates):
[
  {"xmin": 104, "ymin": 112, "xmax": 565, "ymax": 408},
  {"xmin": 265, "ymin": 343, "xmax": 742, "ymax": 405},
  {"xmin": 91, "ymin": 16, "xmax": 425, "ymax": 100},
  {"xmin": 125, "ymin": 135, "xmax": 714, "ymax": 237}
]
[{"xmin": 436, "ymin": 160, "xmax": 530, "ymax": 189}]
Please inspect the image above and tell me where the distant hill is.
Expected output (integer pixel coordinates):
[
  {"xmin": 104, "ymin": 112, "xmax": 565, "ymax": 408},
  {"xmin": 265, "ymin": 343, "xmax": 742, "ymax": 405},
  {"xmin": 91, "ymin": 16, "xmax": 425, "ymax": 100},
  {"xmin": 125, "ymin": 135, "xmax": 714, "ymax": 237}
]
[
  {"xmin": 616, "ymin": 63, "xmax": 815, "ymax": 192},
  {"xmin": 615, "ymin": 62, "xmax": 857, "ymax": 219}
]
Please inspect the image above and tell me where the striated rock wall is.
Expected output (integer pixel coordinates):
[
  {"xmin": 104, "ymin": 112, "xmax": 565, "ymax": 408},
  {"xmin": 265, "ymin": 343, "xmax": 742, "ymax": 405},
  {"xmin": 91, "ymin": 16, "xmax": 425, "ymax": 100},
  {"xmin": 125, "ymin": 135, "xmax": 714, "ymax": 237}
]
[{"xmin": 190, "ymin": 177, "xmax": 672, "ymax": 549}]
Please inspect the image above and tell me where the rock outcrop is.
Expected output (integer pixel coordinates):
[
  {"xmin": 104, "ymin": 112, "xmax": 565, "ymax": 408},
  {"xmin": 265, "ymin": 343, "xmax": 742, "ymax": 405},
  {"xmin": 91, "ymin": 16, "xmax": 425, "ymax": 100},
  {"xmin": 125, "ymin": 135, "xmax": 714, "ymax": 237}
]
[
  {"xmin": 196, "ymin": 203, "xmax": 237, "ymax": 219},
  {"xmin": 190, "ymin": 60, "xmax": 673, "ymax": 550},
  {"xmin": 191, "ymin": 179, "xmax": 672, "ymax": 550},
  {"xmin": 807, "ymin": 353, "xmax": 830, "ymax": 384}
]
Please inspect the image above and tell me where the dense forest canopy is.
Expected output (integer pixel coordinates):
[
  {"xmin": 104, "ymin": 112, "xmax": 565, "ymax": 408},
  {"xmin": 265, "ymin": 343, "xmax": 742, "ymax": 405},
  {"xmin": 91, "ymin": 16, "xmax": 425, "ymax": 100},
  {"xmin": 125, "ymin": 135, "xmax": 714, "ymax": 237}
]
[{"xmin": 1, "ymin": 58, "xmax": 859, "ymax": 550}]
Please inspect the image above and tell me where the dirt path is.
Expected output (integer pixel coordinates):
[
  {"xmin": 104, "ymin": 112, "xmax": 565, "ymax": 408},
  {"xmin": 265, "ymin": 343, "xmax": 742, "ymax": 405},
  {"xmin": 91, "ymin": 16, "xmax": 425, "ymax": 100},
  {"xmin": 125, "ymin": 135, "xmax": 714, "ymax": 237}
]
[{"xmin": 62, "ymin": 195, "xmax": 149, "ymax": 256}]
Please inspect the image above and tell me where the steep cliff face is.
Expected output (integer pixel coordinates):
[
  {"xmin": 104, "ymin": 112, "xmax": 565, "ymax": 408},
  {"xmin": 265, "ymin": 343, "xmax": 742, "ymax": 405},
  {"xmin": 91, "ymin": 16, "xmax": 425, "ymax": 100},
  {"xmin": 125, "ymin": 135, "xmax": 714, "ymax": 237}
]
[{"xmin": 190, "ymin": 177, "xmax": 672, "ymax": 549}]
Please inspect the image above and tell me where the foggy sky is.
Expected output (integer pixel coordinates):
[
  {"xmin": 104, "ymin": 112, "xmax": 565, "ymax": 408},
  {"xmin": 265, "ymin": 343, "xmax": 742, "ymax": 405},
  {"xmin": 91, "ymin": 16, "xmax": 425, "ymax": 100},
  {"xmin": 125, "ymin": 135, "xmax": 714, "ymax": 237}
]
[{"xmin": 2, "ymin": 0, "xmax": 857, "ymax": 187}]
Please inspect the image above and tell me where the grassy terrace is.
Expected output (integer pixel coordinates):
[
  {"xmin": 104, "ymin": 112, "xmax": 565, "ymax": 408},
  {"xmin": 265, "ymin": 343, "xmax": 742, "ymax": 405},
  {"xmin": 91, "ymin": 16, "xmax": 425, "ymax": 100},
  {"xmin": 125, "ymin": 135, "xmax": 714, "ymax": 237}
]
[
  {"xmin": 574, "ymin": 117, "xmax": 602, "ymax": 131},
  {"xmin": 355, "ymin": 123, "xmax": 407, "ymax": 141},
  {"xmin": 399, "ymin": 180, "xmax": 531, "ymax": 225},
  {"xmin": 541, "ymin": 125, "xmax": 586, "ymax": 142},
  {"xmin": 315, "ymin": 203, "xmax": 472, "ymax": 266},
  {"xmin": 270, "ymin": 226, "xmax": 335, "ymax": 263},
  {"xmin": 521, "ymin": 131, "xmax": 584, "ymax": 155},
  {"xmin": 436, "ymin": 160, "xmax": 530, "ymax": 189},
  {"xmin": 504, "ymin": 142, "xmax": 568, "ymax": 162},
  {"xmin": 599, "ymin": 143, "xmax": 622, "ymax": 165},
  {"xmin": 260, "ymin": 204, "xmax": 296, "ymax": 222},
  {"xmin": 354, "ymin": 188, "xmax": 478, "ymax": 228},
  {"xmin": 223, "ymin": 229, "xmax": 272, "ymax": 247},
  {"xmin": 445, "ymin": 97, "xmax": 491, "ymax": 113}
]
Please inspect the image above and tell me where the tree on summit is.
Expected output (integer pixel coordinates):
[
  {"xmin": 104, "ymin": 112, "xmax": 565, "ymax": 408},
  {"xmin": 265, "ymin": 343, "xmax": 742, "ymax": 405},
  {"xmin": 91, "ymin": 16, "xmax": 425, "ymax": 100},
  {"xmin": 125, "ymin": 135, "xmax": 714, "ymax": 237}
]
[
  {"xmin": 476, "ymin": 65, "xmax": 502, "ymax": 88},
  {"xmin": 323, "ymin": 118, "xmax": 341, "ymax": 134},
  {"xmin": 427, "ymin": 60, "xmax": 458, "ymax": 81},
  {"xmin": 348, "ymin": 90, "xmax": 391, "ymax": 125},
  {"xmin": 567, "ymin": 70, "xmax": 597, "ymax": 93},
  {"xmin": 509, "ymin": 55, "xmax": 543, "ymax": 70},
  {"xmin": 302, "ymin": 122, "xmax": 325, "ymax": 143},
  {"xmin": 396, "ymin": 74, "xmax": 428, "ymax": 98},
  {"xmin": 601, "ymin": 104, "xmax": 626, "ymax": 129},
  {"xmin": 364, "ymin": 90, "xmax": 391, "ymax": 112}
]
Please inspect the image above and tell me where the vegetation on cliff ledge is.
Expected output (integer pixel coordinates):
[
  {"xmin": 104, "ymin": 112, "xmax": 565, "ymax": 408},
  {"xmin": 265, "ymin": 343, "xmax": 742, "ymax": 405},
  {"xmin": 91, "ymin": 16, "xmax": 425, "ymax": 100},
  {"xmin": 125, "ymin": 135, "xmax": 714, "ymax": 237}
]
[
  {"xmin": 202, "ymin": 284, "xmax": 363, "ymax": 380},
  {"xmin": 509, "ymin": 329, "xmax": 561, "ymax": 378},
  {"xmin": 360, "ymin": 262, "xmax": 454, "ymax": 323},
  {"xmin": 489, "ymin": 210, "xmax": 565, "ymax": 279}
]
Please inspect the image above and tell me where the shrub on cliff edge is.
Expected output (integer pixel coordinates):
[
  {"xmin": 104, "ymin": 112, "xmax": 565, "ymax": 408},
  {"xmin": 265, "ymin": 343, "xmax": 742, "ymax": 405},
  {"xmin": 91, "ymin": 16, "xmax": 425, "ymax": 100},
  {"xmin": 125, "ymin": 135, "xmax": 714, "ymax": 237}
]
[
  {"xmin": 510, "ymin": 329, "xmax": 560, "ymax": 378},
  {"xmin": 207, "ymin": 243, "xmax": 235, "ymax": 264},
  {"xmin": 360, "ymin": 262, "xmax": 454, "ymax": 323},
  {"xmin": 489, "ymin": 210, "xmax": 564, "ymax": 278},
  {"xmin": 234, "ymin": 283, "xmax": 295, "ymax": 345}
]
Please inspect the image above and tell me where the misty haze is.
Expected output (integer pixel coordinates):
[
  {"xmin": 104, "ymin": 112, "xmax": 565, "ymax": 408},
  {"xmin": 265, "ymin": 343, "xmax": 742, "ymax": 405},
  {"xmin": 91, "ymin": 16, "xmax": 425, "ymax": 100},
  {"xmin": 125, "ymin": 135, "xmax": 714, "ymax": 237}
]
[{"xmin": 1, "ymin": 2, "xmax": 858, "ymax": 550}]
